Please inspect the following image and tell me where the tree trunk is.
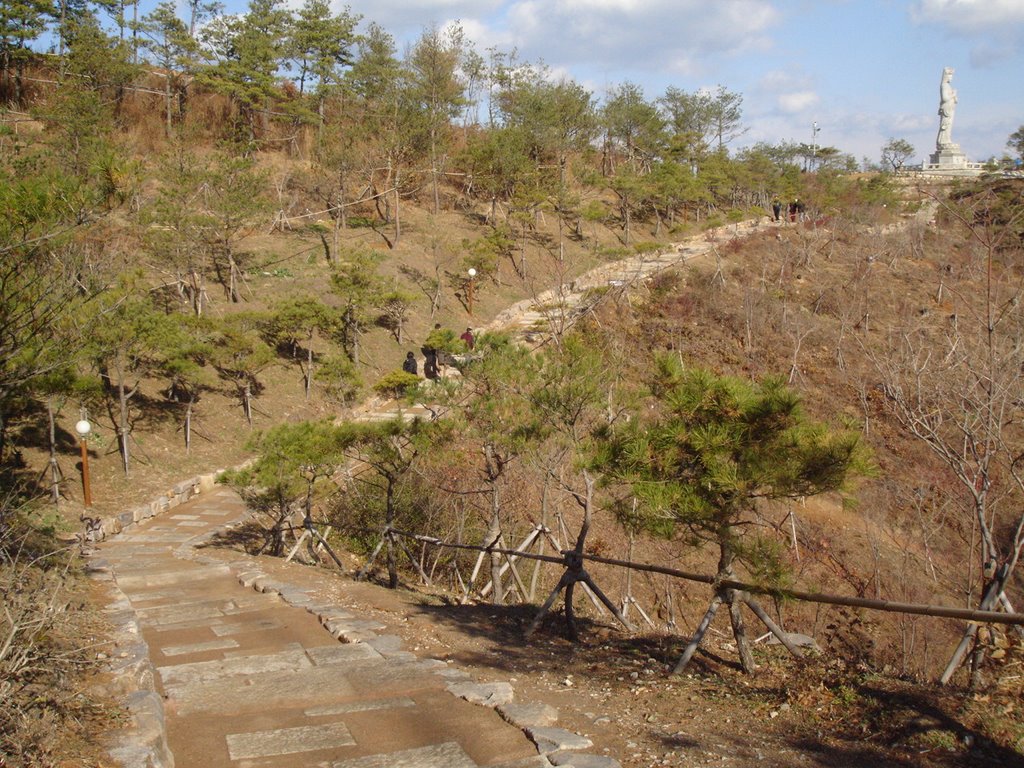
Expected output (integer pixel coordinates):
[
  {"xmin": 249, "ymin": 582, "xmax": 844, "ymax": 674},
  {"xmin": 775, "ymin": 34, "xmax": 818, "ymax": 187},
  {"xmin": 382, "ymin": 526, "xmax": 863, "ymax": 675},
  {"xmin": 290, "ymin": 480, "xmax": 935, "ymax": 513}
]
[
  {"xmin": 393, "ymin": 167, "xmax": 402, "ymax": 247},
  {"xmin": 304, "ymin": 345, "xmax": 313, "ymax": 399},
  {"xmin": 673, "ymin": 593, "xmax": 724, "ymax": 674},
  {"xmin": 184, "ymin": 396, "xmax": 193, "ymax": 454},
  {"xmin": 430, "ymin": 132, "xmax": 440, "ymax": 216},
  {"xmin": 190, "ymin": 268, "xmax": 205, "ymax": 316},
  {"xmin": 228, "ymin": 254, "xmax": 241, "ymax": 303},
  {"xmin": 386, "ymin": 478, "xmax": 398, "ymax": 588},
  {"xmin": 940, "ymin": 568, "xmax": 1006, "ymax": 685},
  {"xmin": 243, "ymin": 380, "xmax": 253, "ymax": 426},
  {"xmin": 728, "ymin": 589, "xmax": 756, "ymax": 673},
  {"xmin": 117, "ymin": 367, "xmax": 131, "ymax": 477},
  {"xmin": 487, "ymin": 483, "xmax": 504, "ymax": 606},
  {"xmin": 47, "ymin": 397, "xmax": 61, "ymax": 504},
  {"xmin": 164, "ymin": 72, "xmax": 173, "ymax": 137},
  {"xmin": 623, "ymin": 195, "xmax": 631, "ymax": 245}
]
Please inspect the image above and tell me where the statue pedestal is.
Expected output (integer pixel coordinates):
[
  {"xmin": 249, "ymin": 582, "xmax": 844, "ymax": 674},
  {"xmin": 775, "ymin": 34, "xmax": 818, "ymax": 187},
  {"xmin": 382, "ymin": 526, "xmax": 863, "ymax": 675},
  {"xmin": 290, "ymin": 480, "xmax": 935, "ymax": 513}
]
[
  {"xmin": 929, "ymin": 146, "xmax": 968, "ymax": 167},
  {"xmin": 920, "ymin": 145, "xmax": 984, "ymax": 176}
]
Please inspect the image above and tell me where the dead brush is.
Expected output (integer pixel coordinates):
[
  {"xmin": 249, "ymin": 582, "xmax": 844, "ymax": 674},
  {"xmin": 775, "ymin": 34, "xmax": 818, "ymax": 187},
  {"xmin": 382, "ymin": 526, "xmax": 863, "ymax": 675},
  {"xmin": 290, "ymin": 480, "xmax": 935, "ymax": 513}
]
[{"xmin": 0, "ymin": 498, "xmax": 110, "ymax": 766}]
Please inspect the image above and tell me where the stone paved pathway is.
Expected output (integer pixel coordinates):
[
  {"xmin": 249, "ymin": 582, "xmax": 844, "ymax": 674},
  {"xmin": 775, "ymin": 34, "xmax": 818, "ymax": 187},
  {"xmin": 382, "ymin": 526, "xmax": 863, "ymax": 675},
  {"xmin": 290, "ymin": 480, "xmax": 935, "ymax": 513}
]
[{"xmin": 92, "ymin": 489, "xmax": 598, "ymax": 767}]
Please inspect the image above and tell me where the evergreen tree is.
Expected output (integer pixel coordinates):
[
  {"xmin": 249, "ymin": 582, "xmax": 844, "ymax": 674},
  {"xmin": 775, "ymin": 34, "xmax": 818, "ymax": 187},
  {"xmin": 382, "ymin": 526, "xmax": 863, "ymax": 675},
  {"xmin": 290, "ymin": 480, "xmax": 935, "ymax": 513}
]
[
  {"xmin": 330, "ymin": 246, "xmax": 385, "ymax": 366},
  {"xmin": 287, "ymin": 0, "xmax": 357, "ymax": 130},
  {"xmin": 135, "ymin": 1, "xmax": 198, "ymax": 136},
  {"xmin": 0, "ymin": 168, "xmax": 97, "ymax": 466},
  {"xmin": 601, "ymin": 81, "xmax": 665, "ymax": 175},
  {"xmin": 457, "ymin": 333, "xmax": 541, "ymax": 604},
  {"xmin": 1009, "ymin": 125, "xmax": 1024, "ymax": 162},
  {"xmin": 261, "ymin": 297, "xmax": 340, "ymax": 398},
  {"xmin": 407, "ymin": 23, "xmax": 466, "ymax": 214},
  {"xmin": 346, "ymin": 22, "xmax": 421, "ymax": 245},
  {"xmin": 86, "ymin": 279, "xmax": 183, "ymax": 475},
  {"xmin": 198, "ymin": 0, "xmax": 289, "ymax": 141},
  {"xmin": 337, "ymin": 417, "xmax": 439, "ymax": 588},
  {"xmin": 192, "ymin": 151, "xmax": 270, "ymax": 303},
  {"xmin": 0, "ymin": 0, "xmax": 49, "ymax": 102},
  {"xmin": 660, "ymin": 85, "xmax": 745, "ymax": 160},
  {"xmin": 208, "ymin": 315, "xmax": 275, "ymax": 426},
  {"xmin": 39, "ymin": 13, "xmax": 135, "ymax": 181},
  {"xmin": 224, "ymin": 420, "xmax": 347, "ymax": 555},
  {"xmin": 596, "ymin": 357, "xmax": 866, "ymax": 673},
  {"xmin": 155, "ymin": 314, "xmax": 213, "ymax": 454}
]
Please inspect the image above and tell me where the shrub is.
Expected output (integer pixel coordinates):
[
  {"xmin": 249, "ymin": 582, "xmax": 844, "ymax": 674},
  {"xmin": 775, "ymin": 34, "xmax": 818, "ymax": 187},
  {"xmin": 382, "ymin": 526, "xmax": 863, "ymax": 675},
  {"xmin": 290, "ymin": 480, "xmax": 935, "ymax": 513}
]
[{"xmin": 373, "ymin": 370, "xmax": 420, "ymax": 398}]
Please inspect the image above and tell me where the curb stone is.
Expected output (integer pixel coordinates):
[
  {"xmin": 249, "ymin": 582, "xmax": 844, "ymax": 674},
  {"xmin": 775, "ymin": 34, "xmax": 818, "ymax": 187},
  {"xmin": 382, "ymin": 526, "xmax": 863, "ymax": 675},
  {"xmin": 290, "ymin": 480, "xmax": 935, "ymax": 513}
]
[
  {"xmin": 498, "ymin": 702, "xmax": 560, "ymax": 729},
  {"xmin": 548, "ymin": 752, "xmax": 622, "ymax": 768},
  {"xmin": 526, "ymin": 727, "xmax": 594, "ymax": 754},
  {"xmin": 91, "ymin": 572, "xmax": 174, "ymax": 768}
]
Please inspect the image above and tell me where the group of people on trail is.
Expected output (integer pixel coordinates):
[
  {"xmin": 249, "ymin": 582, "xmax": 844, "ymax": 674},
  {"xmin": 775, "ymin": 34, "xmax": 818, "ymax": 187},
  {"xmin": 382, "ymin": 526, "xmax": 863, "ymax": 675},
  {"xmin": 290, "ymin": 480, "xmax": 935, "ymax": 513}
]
[
  {"xmin": 771, "ymin": 197, "xmax": 806, "ymax": 223},
  {"xmin": 402, "ymin": 325, "xmax": 476, "ymax": 380}
]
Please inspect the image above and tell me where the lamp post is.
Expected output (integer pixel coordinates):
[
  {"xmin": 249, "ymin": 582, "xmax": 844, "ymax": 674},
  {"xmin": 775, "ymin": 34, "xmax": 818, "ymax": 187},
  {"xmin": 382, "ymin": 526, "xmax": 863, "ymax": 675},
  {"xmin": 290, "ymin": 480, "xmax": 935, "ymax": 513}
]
[
  {"xmin": 75, "ymin": 418, "xmax": 92, "ymax": 508},
  {"xmin": 466, "ymin": 267, "xmax": 477, "ymax": 316},
  {"xmin": 811, "ymin": 121, "xmax": 820, "ymax": 171}
]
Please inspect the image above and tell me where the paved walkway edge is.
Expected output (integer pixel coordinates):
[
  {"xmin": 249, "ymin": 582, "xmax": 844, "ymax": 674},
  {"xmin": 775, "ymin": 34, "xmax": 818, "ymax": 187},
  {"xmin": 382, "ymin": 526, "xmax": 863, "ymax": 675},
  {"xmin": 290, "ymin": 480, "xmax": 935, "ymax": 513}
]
[{"xmin": 90, "ymin": 561, "xmax": 176, "ymax": 768}]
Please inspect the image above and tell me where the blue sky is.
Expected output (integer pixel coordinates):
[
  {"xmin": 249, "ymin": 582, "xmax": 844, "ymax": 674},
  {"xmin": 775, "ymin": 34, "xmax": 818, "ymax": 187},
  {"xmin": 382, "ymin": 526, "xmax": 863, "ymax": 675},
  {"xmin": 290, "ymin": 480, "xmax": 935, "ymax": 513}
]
[{"xmin": 206, "ymin": 0, "xmax": 1024, "ymax": 164}]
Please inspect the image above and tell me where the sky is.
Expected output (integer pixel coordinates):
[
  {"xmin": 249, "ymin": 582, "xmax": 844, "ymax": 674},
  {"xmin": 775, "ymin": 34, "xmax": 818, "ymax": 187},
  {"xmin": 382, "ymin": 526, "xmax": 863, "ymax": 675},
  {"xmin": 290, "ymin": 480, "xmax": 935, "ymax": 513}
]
[{"xmin": 213, "ymin": 0, "xmax": 1024, "ymax": 165}]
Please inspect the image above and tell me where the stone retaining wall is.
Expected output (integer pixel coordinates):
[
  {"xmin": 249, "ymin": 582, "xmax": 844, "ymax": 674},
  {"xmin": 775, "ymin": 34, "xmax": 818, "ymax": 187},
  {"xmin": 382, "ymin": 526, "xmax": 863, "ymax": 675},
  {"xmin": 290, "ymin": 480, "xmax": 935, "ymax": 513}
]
[{"xmin": 85, "ymin": 471, "xmax": 225, "ymax": 542}]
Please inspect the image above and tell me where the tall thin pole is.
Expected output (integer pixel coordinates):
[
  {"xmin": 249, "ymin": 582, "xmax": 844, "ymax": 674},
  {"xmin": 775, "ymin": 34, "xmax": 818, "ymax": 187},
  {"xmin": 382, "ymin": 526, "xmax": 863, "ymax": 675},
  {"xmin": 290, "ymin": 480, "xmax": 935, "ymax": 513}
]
[
  {"xmin": 811, "ymin": 121, "xmax": 819, "ymax": 171},
  {"xmin": 79, "ymin": 437, "xmax": 92, "ymax": 507}
]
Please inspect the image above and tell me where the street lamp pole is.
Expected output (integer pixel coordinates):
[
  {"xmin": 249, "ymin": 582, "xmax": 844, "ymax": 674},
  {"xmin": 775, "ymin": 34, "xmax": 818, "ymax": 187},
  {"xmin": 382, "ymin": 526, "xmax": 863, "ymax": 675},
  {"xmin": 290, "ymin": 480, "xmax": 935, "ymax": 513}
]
[
  {"xmin": 811, "ymin": 121, "xmax": 820, "ymax": 170},
  {"xmin": 75, "ymin": 418, "xmax": 92, "ymax": 508},
  {"xmin": 467, "ymin": 268, "xmax": 477, "ymax": 316}
]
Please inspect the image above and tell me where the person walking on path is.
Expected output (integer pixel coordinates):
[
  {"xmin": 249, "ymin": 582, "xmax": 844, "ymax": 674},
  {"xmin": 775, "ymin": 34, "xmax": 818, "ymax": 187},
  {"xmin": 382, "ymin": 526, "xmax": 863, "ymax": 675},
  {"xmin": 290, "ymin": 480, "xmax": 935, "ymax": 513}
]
[
  {"xmin": 422, "ymin": 324, "xmax": 441, "ymax": 379},
  {"xmin": 771, "ymin": 198, "xmax": 782, "ymax": 222},
  {"xmin": 402, "ymin": 351, "xmax": 418, "ymax": 375},
  {"xmin": 460, "ymin": 328, "xmax": 475, "ymax": 350}
]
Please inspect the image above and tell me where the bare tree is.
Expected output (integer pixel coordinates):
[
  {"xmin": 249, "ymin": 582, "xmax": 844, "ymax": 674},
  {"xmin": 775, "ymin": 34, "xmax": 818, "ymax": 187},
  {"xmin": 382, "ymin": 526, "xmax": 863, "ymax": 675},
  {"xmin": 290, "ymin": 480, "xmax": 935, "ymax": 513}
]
[{"xmin": 871, "ymin": 183, "xmax": 1024, "ymax": 685}]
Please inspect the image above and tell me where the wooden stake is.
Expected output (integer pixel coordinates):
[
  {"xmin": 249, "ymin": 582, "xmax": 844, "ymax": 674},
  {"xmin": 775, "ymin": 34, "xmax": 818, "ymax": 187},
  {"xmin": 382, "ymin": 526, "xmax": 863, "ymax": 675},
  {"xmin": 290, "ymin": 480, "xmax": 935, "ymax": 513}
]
[
  {"xmin": 285, "ymin": 529, "xmax": 311, "ymax": 563},
  {"xmin": 673, "ymin": 593, "xmax": 724, "ymax": 674},
  {"xmin": 742, "ymin": 594, "xmax": 804, "ymax": 659}
]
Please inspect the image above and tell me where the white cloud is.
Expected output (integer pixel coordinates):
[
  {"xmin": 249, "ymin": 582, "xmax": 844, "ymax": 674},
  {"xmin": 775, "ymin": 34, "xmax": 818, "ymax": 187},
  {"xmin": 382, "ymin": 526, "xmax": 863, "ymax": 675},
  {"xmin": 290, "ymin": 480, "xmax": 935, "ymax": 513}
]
[
  {"xmin": 340, "ymin": 0, "xmax": 506, "ymax": 37},
  {"xmin": 756, "ymin": 69, "xmax": 819, "ymax": 115},
  {"xmin": 362, "ymin": 0, "xmax": 780, "ymax": 81},
  {"xmin": 912, "ymin": 0, "xmax": 1024, "ymax": 31},
  {"xmin": 778, "ymin": 91, "xmax": 819, "ymax": 113},
  {"xmin": 890, "ymin": 114, "xmax": 934, "ymax": 133},
  {"xmin": 911, "ymin": 0, "xmax": 1024, "ymax": 63},
  {"xmin": 504, "ymin": 0, "xmax": 779, "ymax": 79}
]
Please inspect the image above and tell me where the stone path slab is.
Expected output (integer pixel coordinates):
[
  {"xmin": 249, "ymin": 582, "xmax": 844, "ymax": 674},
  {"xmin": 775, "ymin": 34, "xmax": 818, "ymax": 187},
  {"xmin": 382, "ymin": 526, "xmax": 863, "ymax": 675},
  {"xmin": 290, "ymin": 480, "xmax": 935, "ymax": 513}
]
[
  {"xmin": 226, "ymin": 721, "xmax": 356, "ymax": 760},
  {"xmin": 330, "ymin": 741, "xmax": 478, "ymax": 768}
]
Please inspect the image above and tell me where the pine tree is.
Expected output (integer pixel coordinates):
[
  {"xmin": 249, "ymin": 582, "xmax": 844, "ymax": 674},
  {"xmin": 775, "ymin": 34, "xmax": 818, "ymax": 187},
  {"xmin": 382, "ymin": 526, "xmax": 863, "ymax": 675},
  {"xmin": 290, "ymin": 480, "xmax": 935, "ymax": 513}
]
[
  {"xmin": 198, "ymin": 0, "xmax": 289, "ymax": 141},
  {"xmin": 596, "ymin": 357, "xmax": 867, "ymax": 673},
  {"xmin": 287, "ymin": 0, "xmax": 357, "ymax": 133},
  {"xmin": 407, "ymin": 23, "xmax": 466, "ymax": 214},
  {"xmin": 330, "ymin": 246, "xmax": 385, "ymax": 366},
  {"xmin": 135, "ymin": 1, "xmax": 197, "ymax": 136}
]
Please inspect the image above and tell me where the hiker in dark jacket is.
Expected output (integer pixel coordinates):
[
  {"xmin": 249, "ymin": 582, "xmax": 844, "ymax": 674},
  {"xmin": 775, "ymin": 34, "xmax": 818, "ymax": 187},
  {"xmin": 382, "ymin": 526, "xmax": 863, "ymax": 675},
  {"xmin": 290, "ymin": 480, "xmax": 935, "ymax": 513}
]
[{"xmin": 402, "ymin": 351, "xmax": 418, "ymax": 376}]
